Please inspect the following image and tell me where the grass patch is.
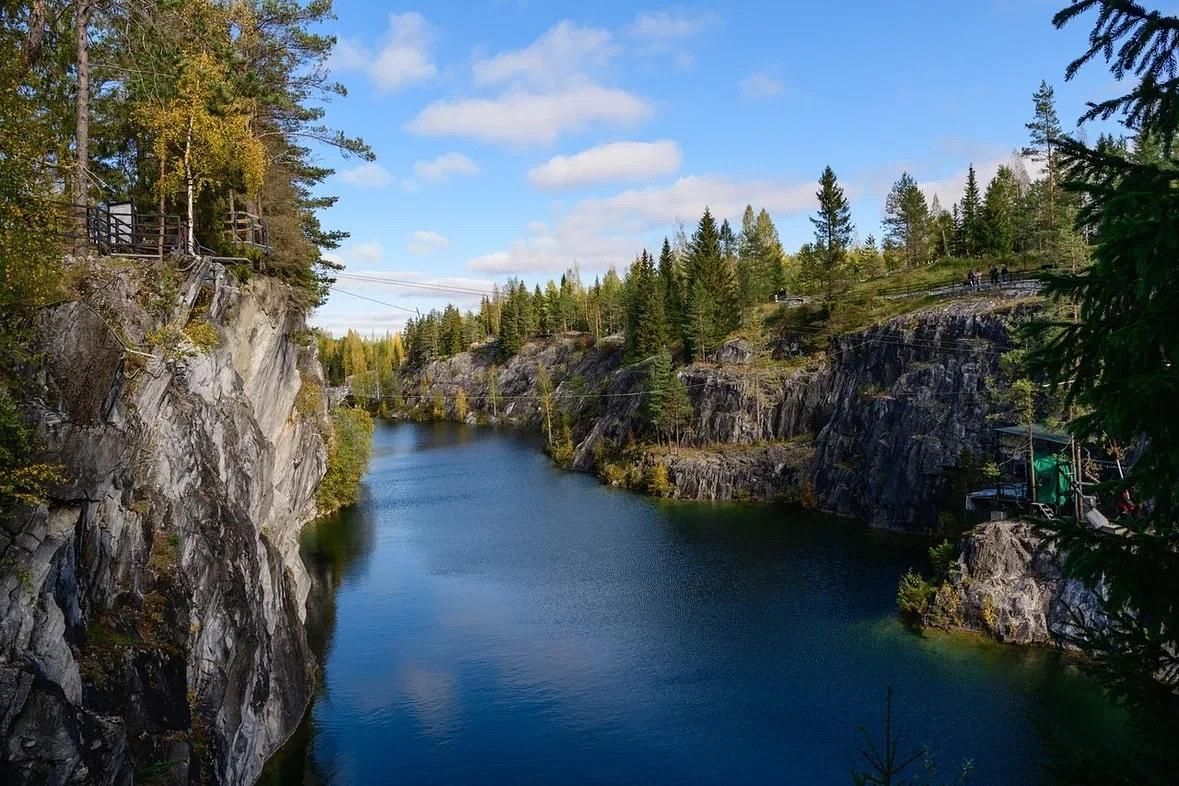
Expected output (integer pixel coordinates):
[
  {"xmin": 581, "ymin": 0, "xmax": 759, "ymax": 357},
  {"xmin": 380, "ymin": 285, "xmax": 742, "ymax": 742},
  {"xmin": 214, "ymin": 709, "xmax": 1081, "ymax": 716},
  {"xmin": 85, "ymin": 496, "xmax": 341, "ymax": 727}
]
[{"xmin": 182, "ymin": 320, "xmax": 219, "ymax": 353}]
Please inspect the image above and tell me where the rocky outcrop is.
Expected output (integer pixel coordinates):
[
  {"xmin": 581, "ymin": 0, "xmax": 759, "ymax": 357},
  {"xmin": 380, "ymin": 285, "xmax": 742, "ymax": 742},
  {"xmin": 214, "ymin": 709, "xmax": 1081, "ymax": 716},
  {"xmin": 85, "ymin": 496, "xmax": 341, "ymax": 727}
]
[
  {"xmin": 931, "ymin": 518, "xmax": 1104, "ymax": 646},
  {"xmin": 1, "ymin": 258, "xmax": 329, "ymax": 784},
  {"xmin": 399, "ymin": 297, "xmax": 1032, "ymax": 531},
  {"xmin": 647, "ymin": 442, "xmax": 812, "ymax": 502}
]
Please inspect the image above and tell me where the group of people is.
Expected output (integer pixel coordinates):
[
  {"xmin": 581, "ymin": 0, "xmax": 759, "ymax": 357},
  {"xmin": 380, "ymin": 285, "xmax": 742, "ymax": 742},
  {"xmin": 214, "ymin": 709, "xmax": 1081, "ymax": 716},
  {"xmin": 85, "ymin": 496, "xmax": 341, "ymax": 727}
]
[{"xmin": 965, "ymin": 265, "xmax": 1011, "ymax": 290}]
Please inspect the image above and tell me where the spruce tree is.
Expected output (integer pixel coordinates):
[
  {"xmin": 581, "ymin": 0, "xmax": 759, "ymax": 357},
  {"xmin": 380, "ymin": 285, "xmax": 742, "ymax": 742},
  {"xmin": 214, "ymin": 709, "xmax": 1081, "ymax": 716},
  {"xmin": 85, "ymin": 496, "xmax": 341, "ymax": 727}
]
[
  {"xmin": 960, "ymin": 164, "xmax": 984, "ymax": 255},
  {"xmin": 683, "ymin": 208, "xmax": 725, "ymax": 359},
  {"xmin": 737, "ymin": 204, "xmax": 759, "ymax": 308},
  {"xmin": 658, "ymin": 237, "xmax": 683, "ymax": 338},
  {"xmin": 624, "ymin": 250, "xmax": 667, "ymax": 363},
  {"xmin": 1034, "ymin": 0, "xmax": 1179, "ymax": 700},
  {"xmin": 644, "ymin": 348, "xmax": 673, "ymax": 441},
  {"xmin": 982, "ymin": 166, "xmax": 1020, "ymax": 256},
  {"xmin": 754, "ymin": 209, "xmax": 786, "ymax": 294},
  {"xmin": 810, "ymin": 166, "xmax": 854, "ymax": 301}
]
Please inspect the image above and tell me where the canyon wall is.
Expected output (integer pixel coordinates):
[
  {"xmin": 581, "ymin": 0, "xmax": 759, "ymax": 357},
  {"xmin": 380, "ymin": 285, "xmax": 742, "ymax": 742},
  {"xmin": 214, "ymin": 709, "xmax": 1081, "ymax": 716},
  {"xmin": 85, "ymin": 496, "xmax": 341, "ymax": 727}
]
[
  {"xmin": 398, "ymin": 297, "xmax": 1032, "ymax": 531},
  {"xmin": 0, "ymin": 258, "xmax": 329, "ymax": 784}
]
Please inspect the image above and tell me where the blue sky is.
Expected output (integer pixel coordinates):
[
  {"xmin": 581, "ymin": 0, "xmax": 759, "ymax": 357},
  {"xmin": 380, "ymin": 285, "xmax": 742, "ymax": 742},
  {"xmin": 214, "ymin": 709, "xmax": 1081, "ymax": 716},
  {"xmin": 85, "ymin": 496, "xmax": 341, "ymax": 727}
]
[{"xmin": 309, "ymin": 0, "xmax": 1116, "ymax": 335}]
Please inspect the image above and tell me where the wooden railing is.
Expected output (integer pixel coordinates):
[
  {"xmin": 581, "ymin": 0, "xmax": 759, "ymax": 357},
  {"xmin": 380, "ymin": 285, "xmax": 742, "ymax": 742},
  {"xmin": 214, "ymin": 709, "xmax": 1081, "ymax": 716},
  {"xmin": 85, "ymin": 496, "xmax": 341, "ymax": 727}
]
[
  {"xmin": 62, "ymin": 202, "xmax": 189, "ymax": 256},
  {"xmin": 224, "ymin": 210, "xmax": 270, "ymax": 254}
]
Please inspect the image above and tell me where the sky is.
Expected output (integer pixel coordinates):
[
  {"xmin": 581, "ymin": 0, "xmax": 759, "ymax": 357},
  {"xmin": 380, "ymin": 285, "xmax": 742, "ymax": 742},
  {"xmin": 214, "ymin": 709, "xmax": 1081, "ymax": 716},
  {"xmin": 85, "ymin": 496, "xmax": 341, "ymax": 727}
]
[{"xmin": 307, "ymin": 0, "xmax": 1120, "ymax": 336}]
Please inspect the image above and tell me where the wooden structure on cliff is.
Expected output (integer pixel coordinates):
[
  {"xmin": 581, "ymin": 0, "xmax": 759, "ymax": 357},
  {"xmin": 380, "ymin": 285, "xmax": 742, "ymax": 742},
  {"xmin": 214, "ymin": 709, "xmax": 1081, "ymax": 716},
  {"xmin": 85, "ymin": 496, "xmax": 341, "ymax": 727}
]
[{"xmin": 70, "ymin": 200, "xmax": 274, "ymax": 262}]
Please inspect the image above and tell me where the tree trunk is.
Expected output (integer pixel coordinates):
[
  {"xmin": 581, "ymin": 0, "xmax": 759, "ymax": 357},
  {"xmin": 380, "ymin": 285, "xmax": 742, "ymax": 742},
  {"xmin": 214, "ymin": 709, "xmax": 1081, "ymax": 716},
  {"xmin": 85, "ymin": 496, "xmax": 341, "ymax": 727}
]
[
  {"xmin": 73, "ymin": 0, "xmax": 91, "ymax": 209},
  {"xmin": 184, "ymin": 116, "xmax": 195, "ymax": 255},
  {"xmin": 20, "ymin": 0, "xmax": 48, "ymax": 74},
  {"xmin": 157, "ymin": 158, "xmax": 166, "ymax": 259}
]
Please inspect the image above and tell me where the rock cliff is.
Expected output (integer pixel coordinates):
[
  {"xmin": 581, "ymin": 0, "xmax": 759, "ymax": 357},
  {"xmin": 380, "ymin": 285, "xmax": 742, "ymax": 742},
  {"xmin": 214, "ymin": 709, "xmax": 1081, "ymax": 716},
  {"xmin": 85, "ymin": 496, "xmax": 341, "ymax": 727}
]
[
  {"xmin": 931, "ymin": 518, "xmax": 1104, "ymax": 647},
  {"xmin": 0, "ymin": 258, "xmax": 329, "ymax": 784},
  {"xmin": 397, "ymin": 296, "xmax": 1033, "ymax": 531}
]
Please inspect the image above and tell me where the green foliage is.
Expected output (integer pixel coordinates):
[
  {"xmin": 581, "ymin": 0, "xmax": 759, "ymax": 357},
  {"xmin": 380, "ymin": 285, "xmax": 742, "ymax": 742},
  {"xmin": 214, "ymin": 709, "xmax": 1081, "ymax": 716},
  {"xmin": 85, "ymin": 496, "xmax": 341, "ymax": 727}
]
[
  {"xmin": 549, "ymin": 417, "xmax": 575, "ymax": 468},
  {"xmin": 316, "ymin": 407, "xmax": 374, "ymax": 513},
  {"xmin": 1029, "ymin": 0, "xmax": 1179, "ymax": 700},
  {"xmin": 683, "ymin": 208, "xmax": 740, "ymax": 360},
  {"xmin": 928, "ymin": 541, "xmax": 959, "ymax": 585},
  {"xmin": 884, "ymin": 173, "xmax": 932, "ymax": 267},
  {"xmin": 182, "ymin": 320, "xmax": 219, "ymax": 353},
  {"xmin": 896, "ymin": 570, "xmax": 934, "ymax": 624},
  {"xmin": 981, "ymin": 166, "xmax": 1021, "ymax": 255},
  {"xmin": 644, "ymin": 464, "xmax": 674, "ymax": 498},
  {"xmin": 294, "ymin": 373, "xmax": 324, "ymax": 419},
  {"xmin": 624, "ymin": 250, "xmax": 667, "ymax": 363},
  {"xmin": 809, "ymin": 166, "xmax": 854, "ymax": 301}
]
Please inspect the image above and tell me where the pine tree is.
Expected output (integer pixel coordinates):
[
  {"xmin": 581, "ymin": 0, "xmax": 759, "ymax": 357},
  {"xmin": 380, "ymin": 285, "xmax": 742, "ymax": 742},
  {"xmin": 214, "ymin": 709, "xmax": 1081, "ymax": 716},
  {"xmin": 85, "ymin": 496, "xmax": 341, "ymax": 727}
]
[
  {"xmin": 960, "ymin": 164, "xmax": 984, "ymax": 256},
  {"xmin": 1023, "ymin": 79, "xmax": 1064, "ymax": 238},
  {"xmin": 1034, "ymin": 0, "xmax": 1179, "ymax": 700},
  {"xmin": 810, "ymin": 166, "xmax": 854, "ymax": 300},
  {"xmin": 883, "ymin": 172, "xmax": 932, "ymax": 267}
]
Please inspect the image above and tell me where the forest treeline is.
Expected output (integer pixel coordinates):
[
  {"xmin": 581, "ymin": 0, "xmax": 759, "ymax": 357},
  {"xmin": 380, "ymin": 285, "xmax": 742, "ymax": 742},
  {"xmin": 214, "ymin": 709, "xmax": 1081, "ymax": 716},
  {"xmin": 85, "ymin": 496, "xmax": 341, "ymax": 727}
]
[{"xmin": 338, "ymin": 78, "xmax": 1115, "ymax": 377}]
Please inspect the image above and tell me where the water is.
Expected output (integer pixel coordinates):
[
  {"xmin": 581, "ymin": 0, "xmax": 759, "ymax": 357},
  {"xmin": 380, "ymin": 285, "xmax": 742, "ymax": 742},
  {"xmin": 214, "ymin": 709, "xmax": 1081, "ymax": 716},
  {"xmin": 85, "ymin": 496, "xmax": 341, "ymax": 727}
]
[{"xmin": 264, "ymin": 422, "xmax": 1135, "ymax": 785}]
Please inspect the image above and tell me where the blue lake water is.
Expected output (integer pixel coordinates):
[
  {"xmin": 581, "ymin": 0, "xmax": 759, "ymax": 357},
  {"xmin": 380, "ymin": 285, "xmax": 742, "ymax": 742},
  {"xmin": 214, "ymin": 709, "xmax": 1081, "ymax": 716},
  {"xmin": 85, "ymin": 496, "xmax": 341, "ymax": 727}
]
[{"xmin": 264, "ymin": 422, "xmax": 1133, "ymax": 785}]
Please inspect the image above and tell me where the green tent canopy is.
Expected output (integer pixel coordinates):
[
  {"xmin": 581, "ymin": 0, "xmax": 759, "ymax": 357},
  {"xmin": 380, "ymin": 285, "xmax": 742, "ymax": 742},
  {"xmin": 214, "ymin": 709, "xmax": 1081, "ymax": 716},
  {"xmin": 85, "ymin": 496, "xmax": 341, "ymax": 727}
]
[{"xmin": 1033, "ymin": 454, "xmax": 1072, "ymax": 508}]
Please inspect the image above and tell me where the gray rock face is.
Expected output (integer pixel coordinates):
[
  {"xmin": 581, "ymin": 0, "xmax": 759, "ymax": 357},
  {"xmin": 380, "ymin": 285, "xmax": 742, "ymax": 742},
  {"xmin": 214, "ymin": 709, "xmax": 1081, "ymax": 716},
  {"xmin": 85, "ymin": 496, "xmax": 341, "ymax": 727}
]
[
  {"xmin": 936, "ymin": 518, "xmax": 1104, "ymax": 646},
  {"xmin": 401, "ymin": 298, "xmax": 1030, "ymax": 531},
  {"xmin": 1, "ymin": 258, "xmax": 328, "ymax": 784},
  {"xmin": 648, "ymin": 443, "xmax": 811, "ymax": 502}
]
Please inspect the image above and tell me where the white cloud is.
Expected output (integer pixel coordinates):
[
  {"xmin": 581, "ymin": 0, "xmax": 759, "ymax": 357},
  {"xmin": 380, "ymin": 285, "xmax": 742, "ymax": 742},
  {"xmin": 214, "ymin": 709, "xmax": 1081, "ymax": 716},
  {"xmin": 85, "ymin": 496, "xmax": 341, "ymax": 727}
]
[
  {"xmin": 407, "ymin": 230, "xmax": 450, "ymax": 256},
  {"xmin": 350, "ymin": 241, "xmax": 384, "ymax": 262},
  {"xmin": 527, "ymin": 140, "xmax": 682, "ymax": 190},
  {"xmin": 412, "ymin": 152, "xmax": 480, "ymax": 182},
  {"xmin": 406, "ymin": 85, "xmax": 652, "ymax": 146},
  {"xmin": 918, "ymin": 152, "xmax": 1033, "ymax": 211},
  {"xmin": 474, "ymin": 20, "xmax": 617, "ymax": 89},
  {"xmin": 332, "ymin": 12, "xmax": 436, "ymax": 92},
  {"xmin": 739, "ymin": 71, "xmax": 785, "ymax": 99},
  {"xmin": 469, "ymin": 174, "xmax": 823, "ymax": 274},
  {"xmin": 626, "ymin": 10, "xmax": 713, "ymax": 48},
  {"xmin": 336, "ymin": 162, "xmax": 395, "ymax": 188}
]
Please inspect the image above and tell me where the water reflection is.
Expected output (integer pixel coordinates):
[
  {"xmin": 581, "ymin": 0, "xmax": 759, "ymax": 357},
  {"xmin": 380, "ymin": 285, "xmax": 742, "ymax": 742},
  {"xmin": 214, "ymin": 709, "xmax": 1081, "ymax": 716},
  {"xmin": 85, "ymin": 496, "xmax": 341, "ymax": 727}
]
[{"xmin": 262, "ymin": 422, "xmax": 1167, "ymax": 786}]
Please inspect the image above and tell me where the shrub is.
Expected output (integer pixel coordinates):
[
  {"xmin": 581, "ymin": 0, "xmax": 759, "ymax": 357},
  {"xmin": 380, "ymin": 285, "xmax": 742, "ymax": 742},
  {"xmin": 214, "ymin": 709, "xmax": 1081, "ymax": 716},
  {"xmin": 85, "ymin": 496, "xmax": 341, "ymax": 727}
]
[
  {"xmin": 896, "ymin": 570, "xmax": 934, "ymax": 624},
  {"xmin": 294, "ymin": 373, "xmax": 324, "ymax": 419},
  {"xmin": 928, "ymin": 540, "xmax": 960, "ymax": 584},
  {"xmin": 927, "ymin": 582, "xmax": 964, "ymax": 628},
  {"xmin": 316, "ymin": 407, "xmax": 374, "ymax": 513},
  {"xmin": 430, "ymin": 391, "xmax": 445, "ymax": 421},
  {"xmin": 183, "ymin": 320, "xmax": 219, "ymax": 352},
  {"xmin": 601, "ymin": 462, "xmax": 630, "ymax": 487},
  {"xmin": 980, "ymin": 594, "xmax": 999, "ymax": 633},
  {"xmin": 645, "ymin": 464, "xmax": 674, "ymax": 498},
  {"xmin": 454, "ymin": 389, "xmax": 469, "ymax": 421}
]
